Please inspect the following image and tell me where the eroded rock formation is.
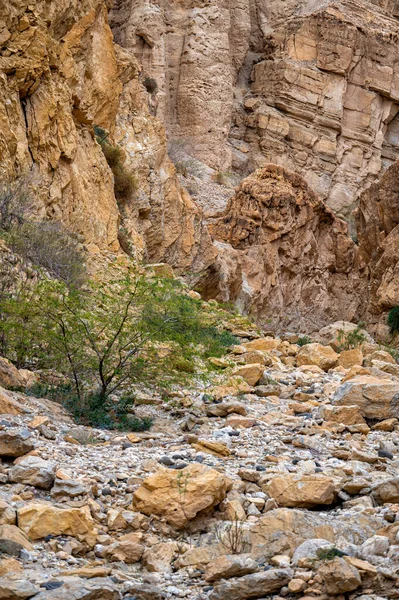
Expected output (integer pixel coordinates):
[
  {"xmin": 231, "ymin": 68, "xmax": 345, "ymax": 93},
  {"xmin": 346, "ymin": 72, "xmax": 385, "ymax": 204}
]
[
  {"xmin": 0, "ymin": 0, "xmax": 215, "ymax": 272},
  {"xmin": 201, "ymin": 165, "xmax": 364, "ymax": 332},
  {"xmin": 355, "ymin": 158, "xmax": 399, "ymax": 335},
  {"xmin": 110, "ymin": 0, "xmax": 399, "ymax": 218}
]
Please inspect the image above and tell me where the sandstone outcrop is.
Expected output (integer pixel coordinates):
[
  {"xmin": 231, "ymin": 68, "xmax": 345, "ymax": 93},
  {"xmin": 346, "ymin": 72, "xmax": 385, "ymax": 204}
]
[{"xmin": 202, "ymin": 165, "xmax": 362, "ymax": 331}]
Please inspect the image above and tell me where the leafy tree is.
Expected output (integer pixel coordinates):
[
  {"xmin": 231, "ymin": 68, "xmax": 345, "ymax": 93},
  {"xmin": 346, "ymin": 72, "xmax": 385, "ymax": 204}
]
[{"xmin": 0, "ymin": 273, "xmax": 236, "ymax": 404}]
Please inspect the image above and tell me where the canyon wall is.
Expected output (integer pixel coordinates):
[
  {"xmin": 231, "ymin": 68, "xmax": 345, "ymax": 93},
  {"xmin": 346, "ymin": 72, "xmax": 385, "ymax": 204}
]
[
  {"xmin": 0, "ymin": 0, "xmax": 215, "ymax": 271},
  {"xmin": 111, "ymin": 0, "xmax": 399, "ymax": 219}
]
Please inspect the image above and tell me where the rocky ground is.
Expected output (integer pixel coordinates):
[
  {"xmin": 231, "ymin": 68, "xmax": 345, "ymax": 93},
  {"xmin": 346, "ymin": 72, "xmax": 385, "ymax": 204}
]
[{"xmin": 1, "ymin": 319, "xmax": 399, "ymax": 599}]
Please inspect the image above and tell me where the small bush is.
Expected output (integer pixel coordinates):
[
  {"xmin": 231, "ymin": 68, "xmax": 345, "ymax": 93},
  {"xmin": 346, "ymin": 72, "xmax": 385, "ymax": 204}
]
[
  {"xmin": 144, "ymin": 77, "xmax": 158, "ymax": 95},
  {"xmin": 316, "ymin": 547, "xmax": 346, "ymax": 561},
  {"xmin": 388, "ymin": 306, "xmax": 399, "ymax": 336},
  {"xmin": 94, "ymin": 126, "xmax": 138, "ymax": 205},
  {"xmin": 336, "ymin": 326, "xmax": 366, "ymax": 351},
  {"xmin": 297, "ymin": 335, "xmax": 312, "ymax": 347},
  {"xmin": 7, "ymin": 221, "xmax": 85, "ymax": 287}
]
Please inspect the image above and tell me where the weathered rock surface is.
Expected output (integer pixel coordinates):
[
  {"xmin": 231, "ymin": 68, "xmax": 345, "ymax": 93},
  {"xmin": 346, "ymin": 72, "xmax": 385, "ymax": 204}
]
[
  {"xmin": 318, "ymin": 556, "xmax": 361, "ymax": 594},
  {"xmin": 8, "ymin": 456, "xmax": 56, "ymax": 489},
  {"xmin": 204, "ymin": 554, "xmax": 259, "ymax": 583},
  {"xmin": 133, "ymin": 464, "xmax": 232, "ymax": 528},
  {"xmin": 17, "ymin": 503, "xmax": 96, "ymax": 544},
  {"xmin": 265, "ymin": 474, "xmax": 336, "ymax": 508},
  {"xmin": 0, "ymin": 429, "xmax": 34, "ymax": 457},
  {"xmin": 208, "ymin": 568, "xmax": 293, "ymax": 600},
  {"xmin": 202, "ymin": 165, "xmax": 362, "ymax": 332},
  {"xmin": 332, "ymin": 375, "xmax": 399, "ymax": 419},
  {"xmin": 297, "ymin": 343, "xmax": 339, "ymax": 370}
]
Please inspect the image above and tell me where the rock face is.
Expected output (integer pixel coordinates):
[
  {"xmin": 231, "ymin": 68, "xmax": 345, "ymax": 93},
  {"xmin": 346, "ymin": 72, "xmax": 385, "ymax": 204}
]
[
  {"xmin": 1, "ymin": 0, "xmax": 215, "ymax": 274},
  {"xmin": 202, "ymin": 165, "xmax": 362, "ymax": 331},
  {"xmin": 133, "ymin": 464, "xmax": 232, "ymax": 528},
  {"xmin": 110, "ymin": 0, "xmax": 399, "ymax": 219},
  {"xmin": 356, "ymin": 158, "xmax": 399, "ymax": 335}
]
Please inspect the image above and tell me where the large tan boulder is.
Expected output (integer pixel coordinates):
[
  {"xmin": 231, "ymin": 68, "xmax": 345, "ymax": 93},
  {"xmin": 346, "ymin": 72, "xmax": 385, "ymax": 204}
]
[
  {"xmin": 338, "ymin": 348, "xmax": 363, "ymax": 369},
  {"xmin": 243, "ymin": 339, "xmax": 280, "ymax": 352},
  {"xmin": 296, "ymin": 343, "xmax": 339, "ymax": 371},
  {"xmin": 231, "ymin": 364, "xmax": 264, "ymax": 386},
  {"xmin": 364, "ymin": 350, "xmax": 396, "ymax": 366},
  {"xmin": 17, "ymin": 503, "xmax": 96, "ymax": 545},
  {"xmin": 319, "ymin": 405, "xmax": 366, "ymax": 426},
  {"xmin": 209, "ymin": 569, "xmax": 292, "ymax": 600},
  {"xmin": 132, "ymin": 464, "xmax": 232, "ymax": 528},
  {"xmin": 0, "ymin": 429, "xmax": 34, "ymax": 457},
  {"xmin": 318, "ymin": 557, "xmax": 361, "ymax": 594},
  {"xmin": 332, "ymin": 375, "xmax": 399, "ymax": 419},
  {"xmin": 314, "ymin": 322, "xmax": 373, "ymax": 351},
  {"xmin": 264, "ymin": 474, "xmax": 336, "ymax": 508},
  {"xmin": 0, "ymin": 524, "xmax": 33, "ymax": 555},
  {"xmin": 0, "ymin": 358, "xmax": 25, "ymax": 390}
]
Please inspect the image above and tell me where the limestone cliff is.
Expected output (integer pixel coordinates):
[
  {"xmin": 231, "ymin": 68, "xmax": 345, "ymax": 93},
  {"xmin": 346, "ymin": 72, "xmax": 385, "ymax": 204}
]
[
  {"xmin": 0, "ymin": 0, "xmax": 215, "ymax": 272},
  {"xmin": 356, "ymin": 158, "xmax": 399, "ymax": 337},
  {"xmin": 110, "ymin": 0, "xmax": 399, "ymax": 219},
  {"xmin": 199, "ymin": 165, "xmax": 364, "ymax": 333}
]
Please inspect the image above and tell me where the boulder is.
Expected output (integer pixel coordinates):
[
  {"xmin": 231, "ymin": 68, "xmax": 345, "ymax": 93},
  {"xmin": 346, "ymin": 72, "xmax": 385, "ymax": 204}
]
[
  {"xmin": 242, "ymin": 339, "xmax": 280, "ymax": 352},
  {"xmin": 296, "ymin": 343, "xmax": 339, "ymax": 370},
  {"xmin": 264, "ymin": 474, "xmax": 336, "ymax": 508},
  {"xmin": 29, "ymin": 578, "xmax": 120, "ymax": 600},
  {"xmin": 0, "ymin": 558, "xmax": 22, "ymax": 576},
  {"xmin": 107, "ymin": 539, "xmax": 144, "ymax": 563},
  {"xmin": 51, "ymin": 477, "xmax": 89, "ymax": 499},
  {"xmin": 205, "ymin": 554, "xmax": 259, "ymax": 582},
  {"xmin": 364, "ymin": 350, "xmax": 396, "ymax": 366},
  {"xmin": 249, "ymin": 508, "xmax": 382, "ymax": 560},
  {"xmin": 17, "ymin": 503, "xmax": 96, "ymax": 545},
  {"xmin": 8, "ymin": 456, "xmax": 56, "ymax": 490},
  {"xmin": 338, "ymin": 348, "xmax": 363, "ymax": 369},
  {"xmin": 209, "ymin": 568, "xmax": 292, "ymax": 600},
  {"xmin": 318, "ymin": 556, "xmax": 361, "ymax": 594},
  {"xmin": 319, "ymin": 405, "xmax": 366, "ymax": 426},
  {"xmin": 0, "ymin": 357, "xmax": 25, "ymax": 389},
  {"xmin": 372, "ymin": 477, "xmax": 399, "ymax": 504},
  {"xmin": 206, "ymin": 402, "xmax": 247, "ymax": 417},
  {"xmin": 332, "ymin": 375, "xmax": 399, "ymax": 419},
  {"xmin": 0, "ymin": 579, "xmax": 38, "ymax": 599},
  {"xmin": 0, "ymin": 388, "xmax": 24, "ymax": 415},
  {"xmin": 0, "ymin": 500, "xmax": 16, "ymax": 525},
  {"xmin": 292, "ymin": 539, "xmax": 334, "ymax": 566},
  {"xmin": 0, "ymin": 524, "xmax": 33, "ymax": 556},
  {"xmin": 231, "ymin": 364, "xmax": 264, "ymax": 386},
  {"xmin": 191, "ymin": 440, "xmax": 231, "ymax": 457},
  {"xmin": 142, "ymin": 541, "xmax": 180, "ymax": 572},
  {"xmin": 0, "ymin": 429, "xmax": 34, "ymax": 457},
  {"xmin": 133, "ymin": 464, "xmax": 232, "ymax": 528},
  {"xmin": 314, "ymin": 322, "xmax": 373, "ymax": 351}
]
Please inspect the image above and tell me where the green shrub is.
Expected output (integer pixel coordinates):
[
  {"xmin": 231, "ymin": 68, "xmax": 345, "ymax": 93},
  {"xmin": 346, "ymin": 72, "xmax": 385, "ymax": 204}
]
[
  {"xmin": 388, "ymin": 306, "xmax": 399, "ymax": 336},
  {"xmin": 144, "ymin": 77, "xmax": 158, "ymax": 95},
  {"xmin": 336, "ymin": 326, "xmax": 366, "ymax": 351},
  {"xmin": 316, "ymin": 547, "xmax": 346, "ymax": 561},
  {"xmin": 297, "ymin": 335, "xmax": 312, "ymax": 347},
  {"xmin": 0, "ymin": 272, "xmax": 236, "ymax": 421},
  {"xmin": 94, "ymin": 126, "xmax": 138, "ymax": 205}
]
